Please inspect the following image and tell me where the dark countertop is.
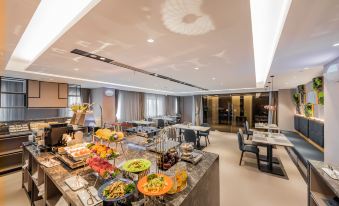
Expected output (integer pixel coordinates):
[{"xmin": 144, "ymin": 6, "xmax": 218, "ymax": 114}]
[
  {"xmin": 0, "ymin": 131, "xmax": 32, "ymax": 139},
  {"xmin": 24, "ymin": 136, "xmax": 219, "ymax": 206},
  {"xmin": 309, "ymin": 160, "xmax": 339, "ymax": 197}
]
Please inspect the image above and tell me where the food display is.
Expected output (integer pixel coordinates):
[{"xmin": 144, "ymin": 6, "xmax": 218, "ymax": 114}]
[
  {"xmin": 86, "ymin": 156, "xmax": 119, "ymax": 179},
  {"xmin": 63, "ymin": 143, "xmax": 91, "ymax": 161},
  {"xmin": 168, "ymin": 163, "xmax": 188, "ymax": 194},
  {"xmin": 69, "ymin": 148, "xmax": 91, "ymax": 161},
  {"xmin": 95, "ymin": 128, "xmax": 114, "ymax": 141},
  {"xmin": 98, "ymin": 178, "xmax": 135, "ymax": 202},
  {"xmin": 157, "ymin": 148, "xmax": 179, "ymax": 170},
  {"xmin": 137, "ymin": 174, "xmax": 173, "ymax": 196},
  {"xmin": 95, "ymin": 128, "xmax": 125, "ymax": 142},
  {"xmin": 122, "ymin": 159, "xmax": 151, "ymax": 173},
  {"xmin": 87, "ymin": 143, "xmax": 120, "ymax": 159},
  {"xmin": 180, "ymin": 143, "xmax": 194, "ymax": 159}
]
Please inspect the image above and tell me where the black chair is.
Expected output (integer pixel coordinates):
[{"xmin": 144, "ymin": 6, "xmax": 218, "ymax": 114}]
[
  {"xmin": 237, "ymin": 132, "xmax": 260, "ymax": 170},
  {"xmin": 243, "ymin": 121, "xmax": 253, "ymax": 140},
  {"xmin": 183, "ymin": 129, "xmax": 197, "ymax": 147},
  {"xmin": 158, "ymin": 119, "xmax": 165, "ymax": 129},
  {"xmin": 199, "ymin": 123, "xmax": 210, "ymax": 146}
]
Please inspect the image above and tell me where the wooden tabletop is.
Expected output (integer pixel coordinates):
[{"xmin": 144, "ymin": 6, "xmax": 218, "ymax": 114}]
[{"xmin": 252, "ymin": 131, "xmax": 293, "ymax": 147}]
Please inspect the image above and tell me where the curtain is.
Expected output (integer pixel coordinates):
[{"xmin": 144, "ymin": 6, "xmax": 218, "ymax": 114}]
[
  {"xmin": 193, "ymin": 95, "xmax": 203, "ymax": 126},
  {"xmin": 165, "ymin": 96, "xmax": 178, "ymax": 115},
  {"xmin": 116, "ymin": 90, "xmax": 144, "ymax": 122},
  {"xmin": 144, "ymin": 93, "xmax": 166, "ymax": 118}
]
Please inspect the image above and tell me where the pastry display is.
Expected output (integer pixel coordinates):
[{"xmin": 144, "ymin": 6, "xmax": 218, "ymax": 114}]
[{"xmin": 157, "ymin": 148, "xmax": 179, "ymax": 170}]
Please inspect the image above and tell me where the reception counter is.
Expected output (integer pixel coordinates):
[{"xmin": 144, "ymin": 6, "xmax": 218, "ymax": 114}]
[{"xmin": 22, "ymin": 138, "xmax": 220, "ymax": 206}]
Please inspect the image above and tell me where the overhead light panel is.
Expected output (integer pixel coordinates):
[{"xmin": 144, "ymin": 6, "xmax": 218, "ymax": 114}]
[
  {"xmin": 333, "ymin": 43, "xmax": 339, "ymax": 47},
  {"xmin": 250, "ymin": 0, "xmax": 292, "ymax": 87},
  {"xmin": 5, "ymin": 0, "xmax": 101, "ymax": 72}
]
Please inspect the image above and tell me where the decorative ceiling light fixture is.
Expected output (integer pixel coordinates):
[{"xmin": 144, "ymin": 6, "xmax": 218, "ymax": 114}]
[
  {"xmin": 250, "ymin": 0, "xmax": 292, "ymax": 87},
  {"xmin": 161, "ymin": 0, "xmax": 215, "ymax": 36},
  {"xmin": 5, "ymin": 0, "xmax": 101, "ymax": 72}
]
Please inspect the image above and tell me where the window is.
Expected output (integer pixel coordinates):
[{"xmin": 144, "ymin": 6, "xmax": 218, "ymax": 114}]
[{"xmin": 0, "ymin": 77, "xmax": 27, "ymax": 121}]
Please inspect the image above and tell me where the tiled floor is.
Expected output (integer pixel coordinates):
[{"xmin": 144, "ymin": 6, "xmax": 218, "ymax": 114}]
[{"xmin": 0, "ymin": 131, "xmax": 307, "ymax": 206}]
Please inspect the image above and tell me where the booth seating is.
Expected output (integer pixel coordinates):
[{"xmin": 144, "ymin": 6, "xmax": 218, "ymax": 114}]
[{"xmin": 282, "ymin": 115, "xmax": 324, "ymax": 179}]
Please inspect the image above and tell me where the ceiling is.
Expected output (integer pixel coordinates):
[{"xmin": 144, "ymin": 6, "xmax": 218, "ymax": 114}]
[
  {"xmin": 2, "ymin": 0, "xmax": 339, "ymax": 95},
  {"xmin": 269, "ymin": 0, "xmax": 339, "ymax": 89}
]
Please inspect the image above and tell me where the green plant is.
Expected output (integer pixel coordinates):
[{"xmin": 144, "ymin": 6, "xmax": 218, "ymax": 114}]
[
  {"xmin": 312, "ymin": 77, "xmax": 323, "ymax": 92},
  {"xmin": 297, "ymin": 85, "xmax": 306, "ymax": 104},
  {"xmin": 304, "ymin": 103, "xmax": 313, "ymax": 117},
  {"xmin": 292, "ymin": 93, "xmax": 300, "ymax": 105},
  {"xmin": 318, "ymin": 91, "xmax": 324, "ymax": 105}
]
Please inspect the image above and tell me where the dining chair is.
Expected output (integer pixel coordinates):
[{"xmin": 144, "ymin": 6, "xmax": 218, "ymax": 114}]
[
  {"xmin": 183, "ymin": 129, "xmax": 197, "ymax": 147},
  {"xmin": 243, "ymin": 121, "xmax": 253, "ymax": 140},
  {"xmin": 199, "ymin": 123, "xmax": 210, "ymax": 146},
  {"xmin": 158, "ymin": 119, "xmax": 165, "ymax": 129},
  {"xmin": 237, "ymin": 132, "xmax": 261, "ymax": 170}
]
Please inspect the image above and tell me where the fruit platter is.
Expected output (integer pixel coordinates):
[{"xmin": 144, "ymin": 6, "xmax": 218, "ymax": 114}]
[
  {"xmin": 87, "ymin": 143, "xmax": 120, "ymax": 160},
  {"xmin": 137, "ymin": 174, "xmax": 173, "ymax": 196},
  {"xmin": 95, "ymin": 129, "xmax": 125, "ymax": 142},
  {"xmin": 98, "ymin": 178, "xmax": 136, "ymax": 202},
  {"xmin": 122, "ymin": 159, "xmax": 151, "ymax": 173},
  {"xmin": 86, "ymin": 156, "xmax": 119, "ymax": 179}
]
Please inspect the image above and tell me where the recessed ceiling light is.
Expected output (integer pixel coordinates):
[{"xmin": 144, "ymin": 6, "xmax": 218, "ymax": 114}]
[
  {"xmin": 212, "ymin": 77, "xmax": 216, "ymax": 80},
  {"xmin": 333, "ymin": 43, "xmax": 339, "ymax": 47},
  {"xmin": 304, "ymin": 67, "xmax": 311, "ymax": 70},
  {"xmin": 194, "ymin": 67, "xmax": 199, "ymax": 70},
  {"xmin": 90, "ymin": 54, "xmax": 96, "ymax": 58},
  {"xmin": 100, "ymin": 57, "xmax": 106, "ymax": 60},
  {"xmin": 74, "ymin": 68, "xmax": 79, "ymax": 71},
  {"xmin": 147, "ymin": 38, "xmax": 154, "ymax": 43}
]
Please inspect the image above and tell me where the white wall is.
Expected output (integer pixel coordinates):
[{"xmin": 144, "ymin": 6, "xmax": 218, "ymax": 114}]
[
  {"xmin": 324, "ymin": 57, "xmax": 339, "ymax": 164},
  {"xmin": 278, "ymin": 89, "xmax": 295, "ymax": 131},
  {"xmin": 90, "ymin": 88, "xmax": 116, "ymax": 125}
]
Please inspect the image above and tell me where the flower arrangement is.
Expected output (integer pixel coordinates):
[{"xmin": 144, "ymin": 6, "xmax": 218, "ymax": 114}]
[{"xmin": 264, "ymin": 105, "xmax": 276, "ymax": 111}]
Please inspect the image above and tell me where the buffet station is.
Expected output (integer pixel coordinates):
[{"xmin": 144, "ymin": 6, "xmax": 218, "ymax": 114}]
[{"xmin": 21, "ymin": 126, "xmax": 220, "ymax": 206}]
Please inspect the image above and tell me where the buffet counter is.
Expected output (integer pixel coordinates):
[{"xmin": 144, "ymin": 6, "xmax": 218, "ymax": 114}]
[{"xmin": 22, "ymin": 136, "xmax": 220, "ymax": 206}]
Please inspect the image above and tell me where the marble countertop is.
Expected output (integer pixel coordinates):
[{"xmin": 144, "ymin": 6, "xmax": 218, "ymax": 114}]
[
  {"xmin": 309, "ymin": 160, "xmax": 339, "ymax": 197},
  {"xmin": 24, "ymin": 136, "xmax": 219, "ymax": 206}
]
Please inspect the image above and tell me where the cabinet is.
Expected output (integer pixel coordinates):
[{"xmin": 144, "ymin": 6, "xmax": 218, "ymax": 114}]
[{"xmin": 308, "ymin": 160, "xmax": 339, "ymax": 206}]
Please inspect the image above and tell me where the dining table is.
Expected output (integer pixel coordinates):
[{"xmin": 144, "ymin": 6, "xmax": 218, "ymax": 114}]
[
  {"xmin": 128, "ymin": 120, "xmax": 155, "ymax": 126},
  {"xmin": 255, "ymin": 123, "xmax": 281, "ymax": 133},
  {"xmin": 252, "ymin": 131, "xmax": 294, "ymax": 176},
  {"xmin": 172, "ymin": 124, "xmax": 211, "ymax": 148}
]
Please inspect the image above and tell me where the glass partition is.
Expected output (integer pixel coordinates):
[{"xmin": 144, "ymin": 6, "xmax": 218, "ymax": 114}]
[{"xmin": 202, "ymin": 92, "xmax": 270, "ymax": 132}]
